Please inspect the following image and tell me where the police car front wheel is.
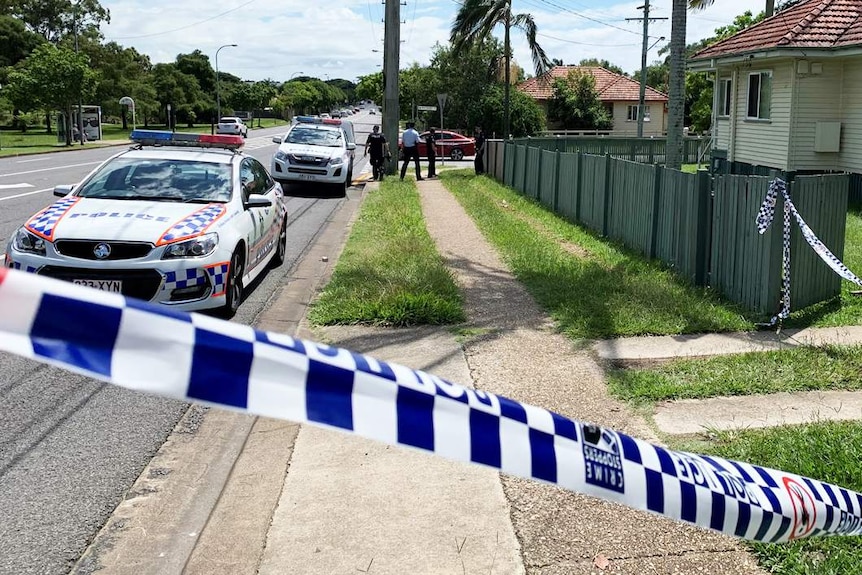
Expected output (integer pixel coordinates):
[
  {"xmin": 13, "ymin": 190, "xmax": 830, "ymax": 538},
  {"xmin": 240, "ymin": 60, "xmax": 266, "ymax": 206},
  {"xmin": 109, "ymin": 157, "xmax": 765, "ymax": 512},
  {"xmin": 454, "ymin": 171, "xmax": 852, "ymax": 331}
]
[{"xmin": 221, "ymin": 248, "xmax": 244, "ymax": 317}]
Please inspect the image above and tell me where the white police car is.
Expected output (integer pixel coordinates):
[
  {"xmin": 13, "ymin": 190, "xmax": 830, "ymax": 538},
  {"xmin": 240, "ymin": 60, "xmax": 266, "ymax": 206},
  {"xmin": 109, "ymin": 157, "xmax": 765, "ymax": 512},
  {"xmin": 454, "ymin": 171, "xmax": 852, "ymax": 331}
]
[
  {"xmin": 271, "ymin": 116, "xmax": 356, "ymax": 196},
  {"xmin": 4, "ymin": 130, "xmax": 288, "ymax": 317}
]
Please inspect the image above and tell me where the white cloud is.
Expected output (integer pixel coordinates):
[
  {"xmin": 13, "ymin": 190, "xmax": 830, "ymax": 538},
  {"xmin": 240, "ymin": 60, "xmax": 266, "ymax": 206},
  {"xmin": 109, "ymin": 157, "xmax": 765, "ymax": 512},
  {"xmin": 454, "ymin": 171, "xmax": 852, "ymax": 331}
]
[{"xmin": 98, "ymin": 0, "xmax": 766, "ymax": 83}]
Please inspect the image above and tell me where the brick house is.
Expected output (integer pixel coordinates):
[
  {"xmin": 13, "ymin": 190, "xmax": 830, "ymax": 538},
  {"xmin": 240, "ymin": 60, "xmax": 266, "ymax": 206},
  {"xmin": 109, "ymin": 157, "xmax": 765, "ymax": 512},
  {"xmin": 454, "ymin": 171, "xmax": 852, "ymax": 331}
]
[{"xmin": 518, "ymin": 66, "xmax": 669, "ymax": 135}]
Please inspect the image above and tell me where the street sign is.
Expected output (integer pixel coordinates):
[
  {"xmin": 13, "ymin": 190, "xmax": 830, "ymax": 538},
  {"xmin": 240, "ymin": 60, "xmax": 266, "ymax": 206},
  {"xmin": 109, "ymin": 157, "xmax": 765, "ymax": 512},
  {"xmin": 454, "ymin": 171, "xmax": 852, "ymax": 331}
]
[
  {"xmin": 437, "ymin": 93, "xmax": 448, "ymax": 110},
  {"xmin": 417, "ymin": 105, "xmax": 437, "ymax": 111}
]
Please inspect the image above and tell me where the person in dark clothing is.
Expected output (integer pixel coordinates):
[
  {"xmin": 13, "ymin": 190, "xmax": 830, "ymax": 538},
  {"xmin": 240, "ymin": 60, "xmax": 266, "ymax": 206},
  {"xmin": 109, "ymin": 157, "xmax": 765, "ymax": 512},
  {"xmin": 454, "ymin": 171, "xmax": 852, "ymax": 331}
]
[
  {"xmin": 425, "ymin": 127, "xmax": 438, "ymax": 178},
  {"xmin": 400, "ymin": 121, "xmax": 423, "ymax": 181},
  {"xmin": 474, "ymin": 126, "xmax": 486, "ymax": 175},
  {"xmin": 364, "ymin": 125, "xmax": 389, "ymax": 180}
]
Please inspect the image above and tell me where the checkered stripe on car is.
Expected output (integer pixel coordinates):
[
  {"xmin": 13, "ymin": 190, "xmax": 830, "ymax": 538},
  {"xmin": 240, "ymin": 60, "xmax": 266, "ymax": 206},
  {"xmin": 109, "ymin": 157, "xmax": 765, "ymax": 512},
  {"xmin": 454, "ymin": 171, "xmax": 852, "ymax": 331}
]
[
  {"xmin": 24, "ymin": 197, "xmax": 80, "ymax": 241},
  {"xmin": 205, "ymin": 261, "xmax": 230, "ymax": 297},
  {"xmin": 157, "ymin": 204, "xmax": 226, "ymax": 246},
  {"xmin": 164, "ymin": 268, "xmax": 209, "ymax": 291}
]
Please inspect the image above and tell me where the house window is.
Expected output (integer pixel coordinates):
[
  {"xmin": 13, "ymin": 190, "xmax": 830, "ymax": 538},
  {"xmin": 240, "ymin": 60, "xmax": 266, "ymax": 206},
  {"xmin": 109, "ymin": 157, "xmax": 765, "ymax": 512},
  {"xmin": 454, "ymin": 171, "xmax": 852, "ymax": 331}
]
[
  {"xmin": 747, "ymin": 71, "xmax": 771, "ymax": 119},
  {"xmin": 626, "ymin": 105, "xmax": 651, "ymax": 122},
  {"xmin": 718, "ymin": 78, "xmax": 732, "ymax": 117}
]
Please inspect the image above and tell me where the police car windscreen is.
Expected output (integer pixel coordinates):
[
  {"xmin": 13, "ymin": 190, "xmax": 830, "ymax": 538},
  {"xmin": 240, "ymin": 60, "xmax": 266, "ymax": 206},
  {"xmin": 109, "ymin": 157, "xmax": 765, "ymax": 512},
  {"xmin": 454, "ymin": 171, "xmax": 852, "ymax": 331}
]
[{"xmin": 76, "ymin": 159, "xmax": 233, "ymax": 202}]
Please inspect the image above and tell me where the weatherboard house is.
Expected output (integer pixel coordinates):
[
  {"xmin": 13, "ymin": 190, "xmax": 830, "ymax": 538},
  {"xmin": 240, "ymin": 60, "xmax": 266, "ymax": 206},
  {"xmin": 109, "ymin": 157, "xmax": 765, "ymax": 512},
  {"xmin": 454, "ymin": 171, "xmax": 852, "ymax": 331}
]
[
  {"xmin": 689, "ymin": 0, "xmax": 862, "ymax": 178},
  {"xmin": 518, "ymin": 66, "xmax": 669, "ymax": 135}
]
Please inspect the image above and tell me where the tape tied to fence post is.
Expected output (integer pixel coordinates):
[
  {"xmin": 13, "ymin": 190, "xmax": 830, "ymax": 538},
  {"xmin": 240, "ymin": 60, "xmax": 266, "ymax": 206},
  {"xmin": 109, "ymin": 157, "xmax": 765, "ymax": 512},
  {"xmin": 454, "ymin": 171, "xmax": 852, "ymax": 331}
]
[
  {"xmin": 1, "ymin": 266, "xmax": 862, "ymax": 542},
  {"xmin": 757, "ymin": 178, "xmax": 862, "ymax": 325}
]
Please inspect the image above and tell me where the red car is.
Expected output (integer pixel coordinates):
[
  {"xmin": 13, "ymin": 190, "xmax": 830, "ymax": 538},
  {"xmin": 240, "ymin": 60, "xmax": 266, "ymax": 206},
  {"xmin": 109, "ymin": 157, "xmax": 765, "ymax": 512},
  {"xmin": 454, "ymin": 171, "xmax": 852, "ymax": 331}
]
[{"xmin": 399, "ymin": 130, "xmax": 476, "ymax": 161}]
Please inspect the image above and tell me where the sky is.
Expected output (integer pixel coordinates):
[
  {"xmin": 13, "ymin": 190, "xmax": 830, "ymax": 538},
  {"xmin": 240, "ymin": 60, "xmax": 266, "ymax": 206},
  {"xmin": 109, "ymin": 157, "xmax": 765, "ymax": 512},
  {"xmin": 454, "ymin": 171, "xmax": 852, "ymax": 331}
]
[{"xmin": 97, "ymin": 0, "xmax": 762, "ymax": 84}]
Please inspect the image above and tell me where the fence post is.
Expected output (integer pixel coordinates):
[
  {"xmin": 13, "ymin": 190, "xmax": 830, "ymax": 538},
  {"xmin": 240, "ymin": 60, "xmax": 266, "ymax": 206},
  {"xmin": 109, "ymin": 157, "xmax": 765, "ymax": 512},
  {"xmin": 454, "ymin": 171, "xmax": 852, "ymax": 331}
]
[
  {"xmin": 695, "ymin": 169, "xmax": 712, "ymax": 286},
  {"xmin": 553, "ymin": 149, "xmax": 561, "ymax": 211},
  {"xmin": 649, "ymin": 163, "xmax": 663, "ymax": 259},
  {"xmin": 602, "ymin": 153, "xmax": 612, "ymax": 237},
  {"xmin": 575, "ymin": 152, "xmax": 583, "ymax": 221},
  {"xmin": 522, "ymin": 146, "xmax": 529, "ymax": 193},
  {"xmin": 536, "ymin": 147, "xmax": 543, "ymax": 200}
]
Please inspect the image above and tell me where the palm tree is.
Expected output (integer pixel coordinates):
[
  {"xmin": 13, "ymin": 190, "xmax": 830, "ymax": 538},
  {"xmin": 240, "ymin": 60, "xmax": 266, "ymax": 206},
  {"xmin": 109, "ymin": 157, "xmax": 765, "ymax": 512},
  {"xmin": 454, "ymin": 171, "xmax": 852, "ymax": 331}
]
[
  {"xmin": 667, "ymin": 0, "xmax": 777, "ymax": 169},
  {"xmin": 450, "ymin": 0, "xmax": 551, "ymax": 140},
  {"xmin": 666, "ymin": 0, "xmax": 688, "ymax": 170}
]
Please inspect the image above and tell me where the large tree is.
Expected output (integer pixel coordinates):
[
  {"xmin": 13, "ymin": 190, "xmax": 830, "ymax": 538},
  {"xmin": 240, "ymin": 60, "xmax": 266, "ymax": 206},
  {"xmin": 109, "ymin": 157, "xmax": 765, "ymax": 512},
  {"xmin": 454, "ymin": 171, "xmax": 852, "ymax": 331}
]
[
  {"xmin": 89, "ymin": 42, "xmax": 157, "ymax": 129},
  {"xmin": 450, "ymin": 0, "xmax": 550, "ymax": 140},
  {"xmin": 6, "ymin": 42, "xmax": 95, "ymax": 142},
  {"xmin": 548, "ymin": 69, "xmax": 612, "ymax": 131},
  {"xmin": 4, "ymin": 0, "xmax": 110, "ymax": 43},
  {"xmin": 429, "ymin": 39, "xmax": 504, "ymax": 131},
  {"xmin": 0, "ymin": 14, "xmax": 45, "ymax": 67}
]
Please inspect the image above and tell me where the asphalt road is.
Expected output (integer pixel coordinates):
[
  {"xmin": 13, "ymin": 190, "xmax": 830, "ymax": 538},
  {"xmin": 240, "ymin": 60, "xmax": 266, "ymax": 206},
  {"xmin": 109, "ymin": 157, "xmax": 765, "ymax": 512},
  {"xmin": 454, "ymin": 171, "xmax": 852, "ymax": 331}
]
[{"xmin": 0, "ymin": 114, "xmax": 378, "ymax": 575}]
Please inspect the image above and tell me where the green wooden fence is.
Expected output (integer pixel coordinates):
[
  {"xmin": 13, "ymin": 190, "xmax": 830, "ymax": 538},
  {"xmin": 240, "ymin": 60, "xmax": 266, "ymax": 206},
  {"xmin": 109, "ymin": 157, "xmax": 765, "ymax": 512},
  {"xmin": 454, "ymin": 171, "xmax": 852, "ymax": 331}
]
[
  {"xmin": 483, "ymin": 140, "xmax": 851, "ymax": 315},
  {"xmin": 510, "ymin": 136, "xmax": 708, "ymax": 165}
]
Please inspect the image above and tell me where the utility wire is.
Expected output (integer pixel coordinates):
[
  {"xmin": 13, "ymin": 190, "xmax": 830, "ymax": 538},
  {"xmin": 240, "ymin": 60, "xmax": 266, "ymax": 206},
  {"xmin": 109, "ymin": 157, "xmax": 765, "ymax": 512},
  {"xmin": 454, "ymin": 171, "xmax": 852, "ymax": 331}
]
[{"xmin": 106, "ymin": 0, "xmax": 259, "ymax": 40}]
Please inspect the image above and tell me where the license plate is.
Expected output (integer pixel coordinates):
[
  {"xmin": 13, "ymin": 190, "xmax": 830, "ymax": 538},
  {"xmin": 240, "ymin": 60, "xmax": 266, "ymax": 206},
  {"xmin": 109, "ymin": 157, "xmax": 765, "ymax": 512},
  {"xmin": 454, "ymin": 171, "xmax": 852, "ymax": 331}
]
[
  {"xmin": 73, "ymin": 279, "xmax": 122, "ymax": 292},
  {"xmin": 299, "ymin": 174, "xmax": 316, "ymax": 181}
]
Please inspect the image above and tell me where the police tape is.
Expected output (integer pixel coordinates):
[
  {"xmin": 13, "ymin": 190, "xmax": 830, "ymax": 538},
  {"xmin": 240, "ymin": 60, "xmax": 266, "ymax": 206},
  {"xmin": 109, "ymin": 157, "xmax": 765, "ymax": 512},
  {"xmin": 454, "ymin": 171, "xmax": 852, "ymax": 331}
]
[
  {"xmin": 1, "ymin": 266, "xmax": 861, "ymax": 543},
  {"xmin": 757, "ymin": 178, "xmax": 862, "ymax": 325}
]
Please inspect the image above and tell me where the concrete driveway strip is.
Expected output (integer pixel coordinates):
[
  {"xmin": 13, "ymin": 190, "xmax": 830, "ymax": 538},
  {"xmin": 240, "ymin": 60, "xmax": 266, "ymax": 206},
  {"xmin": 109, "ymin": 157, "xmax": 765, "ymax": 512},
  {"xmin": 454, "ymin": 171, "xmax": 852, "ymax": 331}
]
[{"xmin": 416, "ymin": 179, "xmax": 765, "ymax": 574}]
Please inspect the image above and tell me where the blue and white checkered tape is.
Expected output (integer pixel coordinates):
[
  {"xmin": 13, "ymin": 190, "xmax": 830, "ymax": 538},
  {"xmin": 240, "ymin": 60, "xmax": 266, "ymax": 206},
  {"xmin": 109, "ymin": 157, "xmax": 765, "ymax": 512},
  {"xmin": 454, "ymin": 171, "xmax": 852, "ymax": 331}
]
[
  {"xmin": 758, "ymin": 178, "xmax": 862, "ymax": 325},
  {"xmin": 1, "ymin": 266, "xmax": 861, "ymax": 543}
]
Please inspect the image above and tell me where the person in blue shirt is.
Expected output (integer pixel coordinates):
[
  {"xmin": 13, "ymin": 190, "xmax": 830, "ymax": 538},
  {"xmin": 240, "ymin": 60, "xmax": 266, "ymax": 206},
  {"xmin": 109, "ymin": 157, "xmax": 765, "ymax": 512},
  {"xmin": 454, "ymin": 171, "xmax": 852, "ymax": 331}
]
[{"xmin": 400, "ymin": 122, "xmax": 423, "ymax": 181}]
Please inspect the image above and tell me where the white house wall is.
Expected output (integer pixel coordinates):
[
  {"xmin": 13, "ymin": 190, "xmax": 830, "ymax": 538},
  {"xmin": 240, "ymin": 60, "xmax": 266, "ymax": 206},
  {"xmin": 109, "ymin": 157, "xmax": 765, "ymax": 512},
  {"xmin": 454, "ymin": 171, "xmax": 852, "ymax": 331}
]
[
  {"xmin": 790, "ymin": 59, "xmax": 843, "ymax": 171},
  {"xmin": 730, "ymin": 60, "xmax": 793, "ymax": 170},
  {"xmin": 839, "ymin": 61, "xmax": 862, "ymax": 173}
]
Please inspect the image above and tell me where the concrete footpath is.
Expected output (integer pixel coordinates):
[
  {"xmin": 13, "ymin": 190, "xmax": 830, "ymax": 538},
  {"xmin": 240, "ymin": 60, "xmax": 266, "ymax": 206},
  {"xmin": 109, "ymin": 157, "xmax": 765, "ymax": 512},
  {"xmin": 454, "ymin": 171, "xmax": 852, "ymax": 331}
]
[{"xmin": 246, "ymin": 179, "xmax": 766, "ymax": 574}]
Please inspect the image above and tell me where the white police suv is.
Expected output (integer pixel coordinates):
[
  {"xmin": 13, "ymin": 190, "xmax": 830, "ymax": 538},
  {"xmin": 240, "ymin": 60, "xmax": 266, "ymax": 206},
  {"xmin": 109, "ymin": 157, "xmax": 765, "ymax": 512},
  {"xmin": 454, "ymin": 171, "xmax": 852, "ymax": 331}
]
[
  {"xmin": 4, "ymin": 130, "xmax": 288, "ymax": 317},
  {"xmin": 271, "ymin": 116, "xmax": 356, "ymax": 196}
]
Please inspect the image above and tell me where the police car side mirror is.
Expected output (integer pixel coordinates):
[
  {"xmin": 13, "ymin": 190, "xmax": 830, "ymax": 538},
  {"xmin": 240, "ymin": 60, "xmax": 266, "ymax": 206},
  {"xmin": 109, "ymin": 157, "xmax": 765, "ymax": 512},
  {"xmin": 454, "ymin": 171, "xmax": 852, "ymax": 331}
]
[
  {"xmin": 271, "ymin": 136, "xmax": 282, "ymax": 144},
  {"xmin": 346, "ymin": 143, "xmax": 356, "ymax": 151},
  {"xmin": 53, "ymin": 185, "xmax": 75, "ymax": 197},
  {"xmin": 244, "ymin": 196, "xmax": 272, "ymax": 209}
]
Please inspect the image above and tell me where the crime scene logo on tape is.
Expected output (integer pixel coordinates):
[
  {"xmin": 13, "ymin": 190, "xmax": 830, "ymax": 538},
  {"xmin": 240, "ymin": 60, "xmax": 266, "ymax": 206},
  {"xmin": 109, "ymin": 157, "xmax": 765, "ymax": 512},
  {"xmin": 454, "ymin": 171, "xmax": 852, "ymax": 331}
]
[{"xmin": 582, "ymin": 424, "xmax": 624, "ymax": 493}]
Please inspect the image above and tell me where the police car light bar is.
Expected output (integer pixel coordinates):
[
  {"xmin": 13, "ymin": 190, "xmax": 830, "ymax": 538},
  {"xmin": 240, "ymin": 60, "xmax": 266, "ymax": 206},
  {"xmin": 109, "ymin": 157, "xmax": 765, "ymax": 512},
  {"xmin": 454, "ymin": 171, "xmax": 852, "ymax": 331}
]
[
  {"xmin": 294, "ymin": 116, "xmax": 342, "ymax": 126},
  {"xmin": 130, "ymin": 130, "xmax": 244, "ymax": 150}
]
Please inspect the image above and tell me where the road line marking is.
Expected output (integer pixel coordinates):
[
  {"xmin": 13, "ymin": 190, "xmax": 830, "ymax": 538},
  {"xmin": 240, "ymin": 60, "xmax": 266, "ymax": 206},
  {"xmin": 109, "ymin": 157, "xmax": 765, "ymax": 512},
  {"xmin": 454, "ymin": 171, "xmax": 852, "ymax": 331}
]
[
  {"xmin": 0, "ymin": 161, "xmax": 101, "ymax": 178},
  {"xmin": 0, "ymin": 187, "xmax": 52, "ymax": 201},
  {"xmin": 0, "ymin": 183, "xmax": 34, "ymax": 190},
  {"xmin": 16, "ymin": 157, "xmax": 53, "ymax": 163}
]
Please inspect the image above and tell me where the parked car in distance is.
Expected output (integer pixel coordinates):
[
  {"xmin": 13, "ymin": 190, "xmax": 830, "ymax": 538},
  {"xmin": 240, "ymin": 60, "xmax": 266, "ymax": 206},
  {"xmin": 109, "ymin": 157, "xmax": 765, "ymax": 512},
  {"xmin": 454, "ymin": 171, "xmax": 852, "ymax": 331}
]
[
  {"xmin": 216, "ymin": 116, "xmax": 248, "ymax": 138},
  {"xmin": 398, "ymin": 129, "xmax": 476, "ymax": 161},
  {"xmin": 5, "ymin": 130, "xmax": 288, "ymax": 318}
]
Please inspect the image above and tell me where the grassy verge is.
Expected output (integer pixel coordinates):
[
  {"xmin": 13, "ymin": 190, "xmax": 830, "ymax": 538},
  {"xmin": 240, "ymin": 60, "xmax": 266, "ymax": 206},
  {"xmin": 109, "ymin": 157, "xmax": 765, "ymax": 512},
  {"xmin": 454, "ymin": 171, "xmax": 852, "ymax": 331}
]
[
  {"xmin": 308, "ymin": 179, "xmax": 465, "ymax": 326},
  {"xmin": 440, "ymin": 170, "xmax": 753, "ymax": 339},
  {"xmin": 675, "ymin": 422, "xmax": 862, "ymax": 574},
  {"xmin": 608, "ymin": 345, "xmax": 862, "ymax": 403}
]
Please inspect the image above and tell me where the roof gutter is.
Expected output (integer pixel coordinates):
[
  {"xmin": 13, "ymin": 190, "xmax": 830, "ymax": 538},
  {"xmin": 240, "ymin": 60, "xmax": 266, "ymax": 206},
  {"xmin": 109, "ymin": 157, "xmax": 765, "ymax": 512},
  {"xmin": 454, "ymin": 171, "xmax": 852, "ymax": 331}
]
[{"xmin": 689, "ymin": 46, "xmax": 862, "ymax": 71}]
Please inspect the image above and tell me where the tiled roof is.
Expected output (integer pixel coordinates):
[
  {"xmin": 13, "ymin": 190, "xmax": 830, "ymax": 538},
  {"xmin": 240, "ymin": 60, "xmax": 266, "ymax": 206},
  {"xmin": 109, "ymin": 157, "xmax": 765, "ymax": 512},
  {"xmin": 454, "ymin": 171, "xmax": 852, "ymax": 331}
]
[
  {"xmin": 692, "ymin": 0, "xmax": 862, "ymax": 61},
  {"xmin": 518, "ymin": 66, "xmax": 668, "ymax": 102}
]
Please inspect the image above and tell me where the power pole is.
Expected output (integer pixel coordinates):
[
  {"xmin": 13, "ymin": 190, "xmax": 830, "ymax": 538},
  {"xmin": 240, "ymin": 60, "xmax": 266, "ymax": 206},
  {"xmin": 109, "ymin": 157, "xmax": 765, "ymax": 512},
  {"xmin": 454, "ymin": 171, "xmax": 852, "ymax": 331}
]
[
  {"xmin": 627, "ymin": 1, "xmax": 666, "ymax": 138},
  {"xmin": 382, "ymin": 0, "xmax": 401, "ymax": 175}
]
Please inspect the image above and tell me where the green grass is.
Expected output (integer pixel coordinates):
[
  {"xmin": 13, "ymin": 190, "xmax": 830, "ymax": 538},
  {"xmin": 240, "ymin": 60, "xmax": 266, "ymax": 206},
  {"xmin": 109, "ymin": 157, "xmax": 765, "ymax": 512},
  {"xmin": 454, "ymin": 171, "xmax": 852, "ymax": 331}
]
[
  {"xmin": 677, "ymin": 422, "xmax": 862, "ymax": 574},
  {"xmin": 308, "ymin": 178, "xmax": 465, "ymax": 326},
  {"xmin": 608, "ymin": 345, "xmax": 862, "ymax": 403},
  {"xmin": 0, "ymin": 119, "xmax": 288, "ymax": 157},
  {"xmin": 440, "ymin": 170, "xmax": 754, "ymax": 339}
]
